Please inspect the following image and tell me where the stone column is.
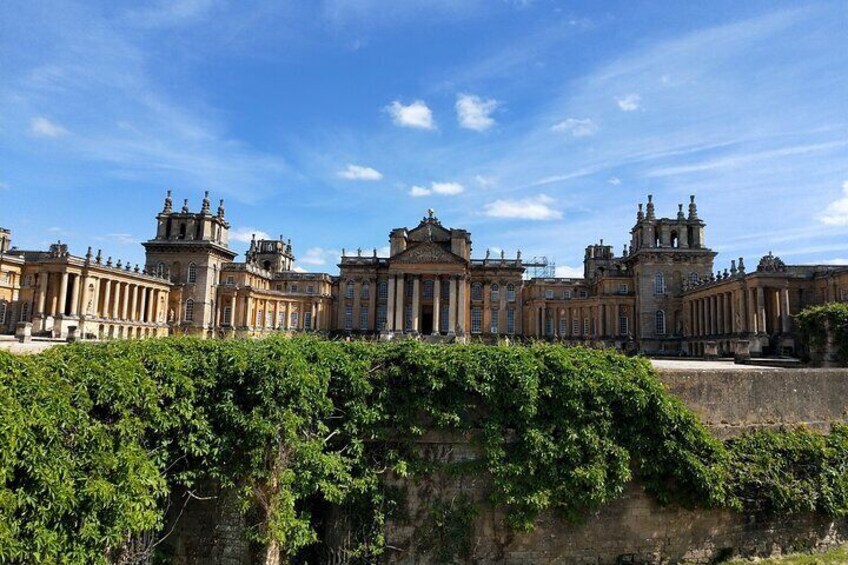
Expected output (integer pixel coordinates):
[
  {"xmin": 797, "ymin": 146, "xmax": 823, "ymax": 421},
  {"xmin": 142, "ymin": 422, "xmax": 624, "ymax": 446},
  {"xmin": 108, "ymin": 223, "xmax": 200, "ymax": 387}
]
[
  {"xmin": 780, "ymin": 288, "xmax": 791, "ymax": 334},
  {"xmin": 36, "ymin": 272, "xmax": 48, "ymax": 316},
  {"xmin": 499, "ymin": 282, "xmax": 507, "ymax": 335},
  {"xmin": 122, "ymin": 284, "xmax": 131, "ymax": 321},
  {"xmin": 482, "ymin": 282, "xmax": 491, "ymax": 334},
  {"xmin": 352, "ymin": 278, "xmax": 361, "ymax": 331},
  {"xmin": 394, "ymin": 275, "xmax": 405, "ymax": 332},
  {"xmin": 140, "ymin": 288, "xmax": 148, "ymax": 323},
  {"xmin": 111, "ymin": 282, "xmax": 121, "ymax": 319},
  {"xmin": 716, "ymin": 294, "xmax": 723, "ymax": 335},
  {"xmin": 130, "ymin": 285, "xmax": 139, "ymax": 321},
  {"xmin": 457, "ymin": 276, "xmax": 467, "ymax": 334},
  {"xmin": 58, "ymin": 272, "xmax": 69, "ymax": 316},
  {"xmin": 756, "ymin": 287, "xmax": 766, "ymax": 334},
  {"xmin": 448, "ymin": 276, "xmax": 457, "ymax": 335},
  {"xmin": 411, "ymin": 276, "xmax": 420, "ymax": 334},
  {"xmin": 70, "ymin": 275, "xmax": 81, "ymax": 316},
  {"xmin": 432, "ymin": 276, "xmax": 441, "ymax": 335},
  {"xmin": 102, "ymin": 279, "xmax": 112, "ymax": 319},
  {"xmin": 368, "ymin": 279, "xmax": 377, "ymax": 331},
  {"xmin": 386, "ymin": 275, "xmax": 396, "ymax": 332},
  {"xmin": 541, "ymin": 306, "xmax": 547, "ymax": 337}
]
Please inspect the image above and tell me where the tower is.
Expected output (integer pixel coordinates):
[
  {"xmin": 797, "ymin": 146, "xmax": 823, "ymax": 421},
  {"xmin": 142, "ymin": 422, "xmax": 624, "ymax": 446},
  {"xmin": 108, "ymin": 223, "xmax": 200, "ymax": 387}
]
[
  {"xmin": 143, "ymin": 191, "xmax": 237, "ymax": 336},
  {"xmin": 625, "ymin": 195, "xmax": 715, "ymax": 353},
  {"xmin": 246, "ymin": 235, "xmax": 295, "ymax": 273}
]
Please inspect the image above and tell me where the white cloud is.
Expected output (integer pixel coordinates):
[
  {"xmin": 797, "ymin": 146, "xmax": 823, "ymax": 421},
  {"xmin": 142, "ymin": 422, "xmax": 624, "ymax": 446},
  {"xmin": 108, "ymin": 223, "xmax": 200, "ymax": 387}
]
[
  {"xmin": 292, "ymin": 266, "xmax": 307, "ymax": 273},
  {"xmin": 482, "ymin": 194, "xmax": 562, "ymax": 220},
  {"xmin": 30, "ymin": 116, "xmax": 69, "ymax": 137},
  {"xmin": 297, "ymin": 246, "xmax": 340, "ymax": 266},
  {"xmin": 820, "ymin": 181, "xmax": 848, "ymax": 226},
  {"xmin": 551, "ymin": 118, "xmax": 597, "ymax": 137},
  {"xmin": 409, "ymin": 181, "xmax": 464, "ymax": 197},
  {"xmin": 555, "ymin": 265, "xmax": 584, "ymax": 278},
  {"xmin": 386, "ymin": 100, "xmax": 435, "ymax": 129},
  {"xmin": 337, "ymin": 164, "xmax": 383, "ymax": 180},
  {"xmin": 608, "ymin": 177, "xmax": 621, "ymax": 185},
  {"xmin": 230, "ymin": 227, "xmax": 271, "ymax": 243},
  {"xmin": 377, "ymin": 245, "xmax": 391, "ymax": 257},
  {"xmin": 474, "ymin": 174, "xmax": 496, "ymax": 187},
  {"xmin": 432, "ymin": 181, "xmax": 464, "ymax": 195},
  {"xmin": 409, "ymin": 185, "xmax": 431, "ymax": 197},
  {"xmin": 616, "ymin": 93, "xmax": 641, "ymax": 111},
  {"xmin": 456, "ymin": 93, "xmax": 498, "ymax": 131}
]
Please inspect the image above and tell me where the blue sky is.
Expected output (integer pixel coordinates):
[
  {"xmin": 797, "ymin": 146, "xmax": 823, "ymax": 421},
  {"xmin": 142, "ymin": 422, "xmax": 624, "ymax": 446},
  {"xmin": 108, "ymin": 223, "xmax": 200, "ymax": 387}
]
[{"xmin": 1, "ymin": 0, "xmax": 847, "ymax": 276}]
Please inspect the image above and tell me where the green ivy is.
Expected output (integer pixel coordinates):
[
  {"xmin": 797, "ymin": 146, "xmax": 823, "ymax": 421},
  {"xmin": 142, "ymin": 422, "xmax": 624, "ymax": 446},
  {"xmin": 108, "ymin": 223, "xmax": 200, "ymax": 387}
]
[
  {"xmin": 796, "ymin": 302, "xmax": 848, "ymax": 365},
  {"xmin": 0, "ymin": 337, "xmax": 846, "ymax": 564}
]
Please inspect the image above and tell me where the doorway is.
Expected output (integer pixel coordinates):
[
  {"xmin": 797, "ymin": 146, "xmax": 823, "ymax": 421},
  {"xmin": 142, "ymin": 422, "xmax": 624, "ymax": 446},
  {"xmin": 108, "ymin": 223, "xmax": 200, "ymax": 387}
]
[{"xmin": 422, "ymin": 305, "xmax": 434, "ymax": 334}]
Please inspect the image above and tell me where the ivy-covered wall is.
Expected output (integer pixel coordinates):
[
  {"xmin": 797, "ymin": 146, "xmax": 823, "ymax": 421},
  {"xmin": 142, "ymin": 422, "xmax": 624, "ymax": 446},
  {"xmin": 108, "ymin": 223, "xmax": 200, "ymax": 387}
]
[{"xmin": 1, "ymin": 338, "xmax": 847, "ymax": 564}]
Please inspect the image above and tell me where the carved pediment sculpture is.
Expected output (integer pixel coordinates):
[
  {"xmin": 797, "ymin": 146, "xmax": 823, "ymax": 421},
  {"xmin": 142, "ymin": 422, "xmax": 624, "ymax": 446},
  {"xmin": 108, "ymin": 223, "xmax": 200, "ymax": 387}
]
[{"xmin": 391, "ymin": 242, "xmax": 466, "ymax": 264}]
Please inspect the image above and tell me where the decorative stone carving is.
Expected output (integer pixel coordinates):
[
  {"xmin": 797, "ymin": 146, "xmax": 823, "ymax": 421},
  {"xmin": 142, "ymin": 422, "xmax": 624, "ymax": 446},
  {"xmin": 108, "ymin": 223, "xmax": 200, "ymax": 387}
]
[
  {"xmin": 757, "ymin": 251, "xmax": 787, "ymax": 272},
  {"xmin": 392, "ymin": 242, "xmax": 464, "ymax": 264}
]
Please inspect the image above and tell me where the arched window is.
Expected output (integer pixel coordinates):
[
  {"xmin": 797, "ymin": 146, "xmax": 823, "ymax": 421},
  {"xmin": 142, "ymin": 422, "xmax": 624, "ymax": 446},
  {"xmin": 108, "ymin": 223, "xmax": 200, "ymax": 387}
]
[
  {"xmin": 184, "ymin": 299, "xmax": 194, "ymax": 322},
  {"xmin": 345, "ymin": 280, "xmax": 355, "ymax": 299},
  {"xmin": 360, "ymin": 282, "xmax": 370, "ymax": 299},
  {"xmin": 689, "ymin": 272, "xmax": 700, "ymax": 285},
  {"xmin": 423, "ymin": 279, "xmax": 434, "ymax": 299},
  {"xmin": 471, "ymin": 282, "xmax": 483, "ymax": 301},
  {"xmin": 490, "ymin": 284, "xmax": 500, "ymax": 302},
  {"xmin": 654, "ymin": 272, "xmax": 665, "ymax": 295},
  {"xmin": 506, "ymin": 283, "xmax": 516, "ymax": 302},
  {"xmin": 156, "ymin": 262, "xmax": 166, "ymax": 277},
  {"xmin": 670, "ymin": 231, "xmax": 679, "ymax": 248},
  {"xmin": 188, "ymin": 263, "xmax": 198, "ymax": 284},
  {"xmin": 655, "ymin": 310, "xmax": 666, "ymax": 335}
]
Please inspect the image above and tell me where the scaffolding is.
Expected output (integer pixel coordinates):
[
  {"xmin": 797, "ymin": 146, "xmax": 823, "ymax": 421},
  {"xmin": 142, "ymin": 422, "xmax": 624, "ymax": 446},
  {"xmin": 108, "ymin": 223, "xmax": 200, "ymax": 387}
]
[{"xmin": 524, "ymin": 256, "xmax": 556, "ymax": 279}]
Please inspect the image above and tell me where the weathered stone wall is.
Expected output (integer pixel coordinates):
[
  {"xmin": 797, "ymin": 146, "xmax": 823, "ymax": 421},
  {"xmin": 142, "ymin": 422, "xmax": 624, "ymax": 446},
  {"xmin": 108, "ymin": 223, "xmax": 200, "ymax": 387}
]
[{"xmin": 163, "ymin": 366, "xmax": 848, "ymax": 564}]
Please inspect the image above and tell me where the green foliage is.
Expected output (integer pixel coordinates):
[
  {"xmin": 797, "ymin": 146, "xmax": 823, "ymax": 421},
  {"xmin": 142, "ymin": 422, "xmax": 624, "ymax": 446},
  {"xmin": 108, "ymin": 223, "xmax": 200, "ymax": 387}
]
[
  {"xmin": 795, "ymin": 302, "xmax": 848, "ymax": 365},
  {"xmin": 417, "ymin": 494, "xmax": 477, "ymax": 563},
  {"xmin": 1, "ymin": 337, "xmax": 847, "ymax": 563}
]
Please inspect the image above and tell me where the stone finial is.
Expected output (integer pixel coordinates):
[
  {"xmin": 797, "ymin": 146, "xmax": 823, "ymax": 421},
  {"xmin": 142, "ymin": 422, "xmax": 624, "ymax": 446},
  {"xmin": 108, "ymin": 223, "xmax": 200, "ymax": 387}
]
[
  {"xmin": 163, "ymin": 190, "xmax": 173, "ymax": 213},
  {"xmin": 85, "ymin": 246, "xmax": 93, "ymax": 262},
  {"xmin": 517, "ymin": 249, "xmax": 522, "ymax": 261},
  {"xmin": 637, "ymin": 202, "xmax": 644, "ymax": 222},
  {"xmin": 723, "ymin": 268, "xmax": 729, "ymax": 279},
  {"xmin": 181, "ymin": 198, "xmax": 190, "ymax": 213},
  {"xmin": 107, "ymin": 256, "xmax": 113, "ymax": 267},
  {"xmin": 126, "ymin": 261, "xmax": 132, "ymax": 271},
  {"xmin": 134, "ymin": 264, "xmax": 140, "ymax": 273},
  {"xmin": 373, "ymin": 248, "xmax": 377, "ymax": 258},
  {"xmin": 116, "ymin": 259, "xmax": 122, "ymax": 268},
  {"xmin": 688, "ymin": 194, "xmax": 699, "ymax": 221},
  {"xmin": 96, "ymin": 249, "xmax": 103, "ymax": 264},
  {"xmin": 217, "ymin": 199, "xmax": 225, "ymax": 218},
  {"xmin": 730, "ymin": 259, "xmax": 737, "ymax": 275},
  {"xmin": 709, "ymin": 271, "xmax": 715, "ymax": 282},
  {"xmin": 646, "ymin": 194, "xmax": 655, "ymax": 220},
  {"xmin": 738, "ymin": 257, "xmax": 746, "ymax": 274},
  {"xmin": 357, "ymin": 247, "xmax": 362, "ymax": 257},
  {"xmin": 677, "ymin": 203, "xmax": 685, "ymax": 221},
  {"xmin": 342, "ymin": 248, "xmax": 346, "ymax": 257}
]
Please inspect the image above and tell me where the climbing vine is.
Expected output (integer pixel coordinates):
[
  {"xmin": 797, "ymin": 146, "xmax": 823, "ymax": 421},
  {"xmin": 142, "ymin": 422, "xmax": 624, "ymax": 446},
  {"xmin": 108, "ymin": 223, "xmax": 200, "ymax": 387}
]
[
  {"xmin": 796, "ymin": 302, "xmax": 848, "ymax": 365},
  {"xmin": 0, "ymin": 337, "xmax": 846, "ymax": 564}
]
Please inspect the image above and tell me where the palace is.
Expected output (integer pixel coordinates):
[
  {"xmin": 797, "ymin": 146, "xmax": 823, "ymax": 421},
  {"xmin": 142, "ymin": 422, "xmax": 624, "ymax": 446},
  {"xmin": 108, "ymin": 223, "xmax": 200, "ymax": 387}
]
[{"xmin": 2, "ymin": 191, "xmax": 847, "ymax": 357}]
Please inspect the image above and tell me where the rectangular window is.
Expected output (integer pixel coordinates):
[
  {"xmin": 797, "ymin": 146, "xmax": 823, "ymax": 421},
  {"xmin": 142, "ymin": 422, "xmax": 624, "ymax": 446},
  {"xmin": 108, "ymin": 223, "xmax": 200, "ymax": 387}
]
[
  {"xmin": 559, "ymin": 318, "xmax": 566, "ymax": 336},
  {"xmin": 506, "ymin": 285, "xmax": 516, "ymax": 302},
  {"xmin": 572, "ymin": 318, "xmax": 580, "ymax": 335},
  {"xmin": 841, "ymin": 288, "xmax": 848, "ymax": 302},
  {"xmin": 275, "ymin": 284, "xmax": 282, "ymax": 291},
  {"xmin": 226, "ymin": 276, "xmax": 235, "ymax": 285},
  {"xmin": 344, "ymin": 305, "xmax": 353, "ymax": 330},
  {"xmin": 619, "ymin": 315, "xmax": 629, "ymax": 336},
  {"xmin": 304, "ymin": 311, "xmax": 313, "ymax": 330},
  {"xmin": 359, "ymin": 307, "xmax": 368, "ymax": 330},
  {"xmin": 506, "ymin": 308, "xmax": 515, "ymax": 334},
  {"xmin": 471, "ymin": 307, "xmax": 482, "ymax": 334},
  {"xmin": 563, "ymin": 290, "xmax": 572, "ymax": 299},
  {"xmin": 223, "ymin": 306, "xmax": 232, "ymax": 326},
  {"xmin": 590, "ymin": 318, "xmax": 596, "ymax": 336},
  {"xmin": 290, "ymin": 311, "xmax": 299, "ymax": 328},
  {"xmin": 578, "ymin": 290, "xmax": 588, "ymax": 298},
  {"xmin": 266, "ymin": 312, "xmax": 273, "ymax": 328},
  {"xmin": 441, "ymin": 279, "xmax": 450, "ymax": 299},
  {"xmin": 278, "ymin": 311, "xmax": 286, "ymax": 328},
  {"xmin": 440, "ymin": 303, "xmax": 450, "ymax": 333},
  {"xmin": 582, "ymin": 318, "xmax": 589, "ymax": 336},
  {"xmin": 307, "ymin": 285, "xmax": 315, "ymax": 295},
  {"xmin": 545, "ymin": 315, "xmax": 554, "ymax": 337},
  {"xmin": 544, "ymin": 289, "xmax": 554, "ymax": 299},
  {"xmin": 490, "ymin": 310, "xmax": 499, "ymax": 334},
  {"xmin": 377, "ymin": 304, "xmax": 387, "ymax": 330},
  {"xmin": 618, "ymin": 284, "xmax": 628, "ymax": 294},
  {"xmin": 0, "ymin": 302, "xmax": 6, "ymax": 324},
  {"xmin": 291, "ymin": 284, "xmax": 298, "ymax": 293},
  {"xmin": 378, "ymin": 281, "xmax": 389, "ymax": 299},
  {"xmin": 405, "ymin": 305, "xmax": 413, "ymax": 331}
]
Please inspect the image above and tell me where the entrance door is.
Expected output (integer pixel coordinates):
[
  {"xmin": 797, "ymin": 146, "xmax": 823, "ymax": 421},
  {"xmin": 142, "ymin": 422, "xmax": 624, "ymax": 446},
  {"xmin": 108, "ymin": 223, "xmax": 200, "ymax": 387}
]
[{"xmin": 422, "ymin": 305, "xmax": 434, "ymax": 335}]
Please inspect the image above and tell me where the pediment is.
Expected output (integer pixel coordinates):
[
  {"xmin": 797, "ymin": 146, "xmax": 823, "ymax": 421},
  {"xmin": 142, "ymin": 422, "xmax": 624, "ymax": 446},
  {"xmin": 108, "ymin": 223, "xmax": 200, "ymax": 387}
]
[
  {"xmin": 391, "ymin": 242, "xmax": 466, "ymax": 264},
  {"xmin": 408, "ymin": 221, "xmax": 451, "ymax": 243}
]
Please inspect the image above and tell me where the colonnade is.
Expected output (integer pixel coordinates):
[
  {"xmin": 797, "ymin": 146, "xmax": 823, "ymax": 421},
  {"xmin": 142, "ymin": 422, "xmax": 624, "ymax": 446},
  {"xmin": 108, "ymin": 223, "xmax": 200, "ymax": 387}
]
[
  {"xmin": 532, "ymin": 302, "xmax": 630, "ymax": 339},
  {"xmin": 240, "ymin": 296, "xmax": 322, "ymax": 331},
  {"xmin": 687, "ymin": 285, "xmax": 790, "ymax": 337},
  {"xmin": 381, "ymin": 274, "xmax": 466, "ymax": 335}
]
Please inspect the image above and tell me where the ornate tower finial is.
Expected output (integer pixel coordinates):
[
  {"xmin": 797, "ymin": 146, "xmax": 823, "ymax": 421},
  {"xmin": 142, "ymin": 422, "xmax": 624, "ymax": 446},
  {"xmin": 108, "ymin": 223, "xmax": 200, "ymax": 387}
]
[
  {"xmin": 201, "ymin": 191, "xmax": 211, "ymax": 214},
  {"xmin": 730, "ymin": 259, "xmax": 737, "ymax": 275},
  {"xmin": 85, "ymin": 246, "xmax": 93, "ymax": 262},
  {"xmin": 738, "ymin": 256, "xmax": 746, "ymax": 273},
  {"xmin": 427, "ymin": 208, "xmax": 435, "ymax": 219},
  {"xmin": 688, "ymin": 194, "xmax": 698, "ymax": 220},
  {"xmin": 637, "ymin": 202, "xmax": 644, "ymax": 222},
  {"xmin": 646, "ymin": 194, "xmax": 655, "ymax": 220},
  {"xmin": 218, "ymin": 199, "xmax": 225, "ymax": 218},
  {"xmin": 181, "ymin": 198, "xmax": 189, "ymax": 213},
  {"xmin": 163, "ymin": 189, "xmax": 173, "ymax": 213},
  {"xmin": 677, "ymin": 203, "xmax": 685, "ymax": 221},
  {"xmin": 95, "ymin": 249, "xmax": 102, "ymax": 264}
]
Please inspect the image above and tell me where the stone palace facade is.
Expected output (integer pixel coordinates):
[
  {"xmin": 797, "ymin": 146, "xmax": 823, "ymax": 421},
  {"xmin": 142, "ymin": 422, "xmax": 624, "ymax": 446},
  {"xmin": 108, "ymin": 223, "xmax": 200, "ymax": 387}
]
[{"xmin": 2, "ymin": 191, "xmax": 847, "ymax": 356}]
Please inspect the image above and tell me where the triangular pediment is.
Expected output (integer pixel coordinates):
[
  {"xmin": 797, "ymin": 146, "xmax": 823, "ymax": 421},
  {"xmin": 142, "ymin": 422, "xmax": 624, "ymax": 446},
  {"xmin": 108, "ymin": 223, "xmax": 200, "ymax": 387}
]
[
  {"xmin": 391, "ymin": 241, "xmax": 466, "ymax": 264},
  {"xmin": 408, "ymin": 221, "xmax": 451, "ymax": 243}
]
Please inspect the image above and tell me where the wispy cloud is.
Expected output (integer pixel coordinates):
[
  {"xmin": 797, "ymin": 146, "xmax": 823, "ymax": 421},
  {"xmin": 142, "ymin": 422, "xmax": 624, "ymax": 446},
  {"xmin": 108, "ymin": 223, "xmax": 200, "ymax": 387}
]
[
  {"xmin": 555, "ymin": 265, "xmax": 583, "ymax": 278},
  {"xmin": 409, "ymin": 185, "xmax": 431, "ymax": 197},
  {"xmin": 337, "ymin": 164, "xmax": 383, "ymax": 180},
  {"xmin": 821, "ymin": 181, "xmax": 848, "ymax": 226},
  {"xmin": 482, "ymin": 194, "xmax": 561, "ymax": 220},
  {"xmin": 30, "ymin": 117, "xmax": 68, "ymax": 138},
  {"xmin": 297, "ymin": 246, "xmax": 340, "ymax": 266},
  {"xmin": 385, "ymin": 100, "xmax": 435, "ymax": 129},
  {"xmin": 409, "ymin": 181, "xmax": 465, "ymax": 197},
  {"xmin": 456, "ymin": 93, "xmax": 498, "ymax": 131},
  {"xmin": 615, "ymin": 93, "xmax": 641, "ymax": 111},
  {"xmin": 230, "ymin": 227, "xmax": 271, "ymax": 243},
  {"xmin": 551, "ymin": 118, "xmax": 597, "ymax": 137}
]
